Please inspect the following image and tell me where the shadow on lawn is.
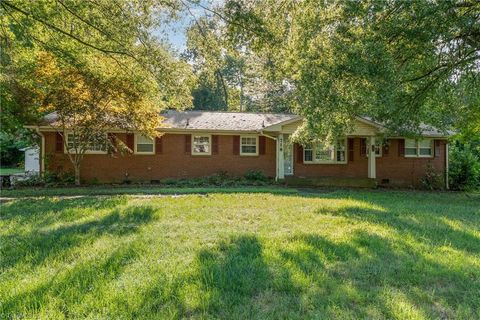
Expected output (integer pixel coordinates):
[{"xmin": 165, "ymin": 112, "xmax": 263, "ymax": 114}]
[
  {"xmin": 1, "ymin": 199, "xmax": 155, "ymax": 272},
  {"xmin": 181, "ymin": 231, "xmax": 479, "ymax": 319},
  {"xmin": 2, "ymin": 192, "xmax": 479, "ymax": 318},
  {"xmin": 2, "ymin": 241, "xmax": 144, "ymax": 317},
  {"xmin": 0, "ymin": 196, "xmax": 128, "ymax": 228},
  {"xmin": 313, "ymin": 197, "xmax": 480, "ymax": 256},
  {"xmin": 131, "ymin": 191, "xmax": 480, "ymax": 318}
]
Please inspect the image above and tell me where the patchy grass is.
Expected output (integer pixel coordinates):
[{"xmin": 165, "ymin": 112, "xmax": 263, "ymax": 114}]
[
  {"xmin": 0, "ymin": 186, "xmax": 297, "ymax": 198},
  {"xmin": 0, "ymin": 190, "xmax": 479, "ymax": 319},
  {"xmin": 0, "ymin": 167, "xmax": 23, "ymax": 175}
]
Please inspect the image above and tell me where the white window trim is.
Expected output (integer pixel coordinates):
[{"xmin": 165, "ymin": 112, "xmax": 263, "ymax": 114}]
[
  {"xmin": 240, "ymin": 135, "xmax": 259, "ymax": 156},
  {"xmin": 134, "ymin": 134, "xmax": 155, "ymax": 155},
  {"xmin": 191, "ymin": 134, "xmax": 212, "ymax": 156},
  {"xmin": 64, "ymin": 132, "xmax": 108, "ymax": 154},
  {"xmin": 303, "ymin": 138, "xmax": 348, "ymax": 164},
  {"xmin": 404, "ymin": 139, "xmax": 434, "ymax": 158}
]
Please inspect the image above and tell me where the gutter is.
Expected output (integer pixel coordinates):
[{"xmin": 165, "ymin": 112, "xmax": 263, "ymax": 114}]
[{"xmin": 258, "ymin": 131, "xmax": 277, "ymax": 140}]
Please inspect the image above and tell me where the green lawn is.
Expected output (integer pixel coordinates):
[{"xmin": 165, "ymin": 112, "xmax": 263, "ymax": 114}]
[
  {"xmin": 1, "ymin": 189, "xmax": 479, "ymax": 319},
  {"xmin": 0, "ymin": 167, "xmax": 23, "ymax": 175}
]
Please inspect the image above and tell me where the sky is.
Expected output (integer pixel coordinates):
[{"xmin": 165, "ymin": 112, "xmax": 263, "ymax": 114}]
[{"xmin": 157, "ymin": 0, "xmax": 223, "ymax": 53}]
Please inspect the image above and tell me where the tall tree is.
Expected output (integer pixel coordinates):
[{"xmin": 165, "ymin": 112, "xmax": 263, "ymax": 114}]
[
  {"xmin": 184, "ymin": 14, "xmax": 292, "ymax": 112},
  {"xmin": 222, "ymin": 0, "xmax": 480, "ymax": 140},
  {"xmin": 1, "ymin": 0, "xmax": 194, "ymax": 183}
]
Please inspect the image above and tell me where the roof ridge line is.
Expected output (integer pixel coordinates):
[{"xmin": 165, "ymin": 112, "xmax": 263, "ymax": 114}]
[{"xmin": 163, "ymin": 110, "xmax": 297, "ymax": 116}]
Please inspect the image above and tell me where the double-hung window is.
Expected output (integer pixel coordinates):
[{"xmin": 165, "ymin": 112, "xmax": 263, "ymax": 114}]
[
  {"xmin": 418, "ymin": 139, "xmax": 433, "ymax": 156},
  {"xmin": 367, "ymin": 139, "xmax": 382, "ymax": 157},
  {"xmin": 135, "ymin": 135, "xmax": 154, "ymax": 154},
  {"xmin": 66, "ymin": 133, "xmax": 107, "ymax": 154},
  {"xmin": 405, "ymin": 139, "xmax": 433, "ymax": 157},
  {"xmin": 240, "ymin": 136, "xmax": 258, "ymax": 155},
  {"xmin": 192, "ymin": 135, "xmax": 211, "ymax": 155},
  {"xmin": 315, "ymin": 143, "xmax": 334, "ymax": 161},
  {"xmin": 304, "ymin": 139, "xmax": 347, "ymax": 163}
]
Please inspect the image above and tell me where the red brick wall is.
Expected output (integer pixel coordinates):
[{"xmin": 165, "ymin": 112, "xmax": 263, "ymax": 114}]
[
  {"xmin": 293, "ymin": 138, "xmax": 447, "ymax": 187},
  {"xmin": 43, "ymin": 132, "xmax": 276, "ymax": 183},
  {"xmin": 375, "ymin": 139, "xmax": 446, "ymax": 187},
  {"xmin": 43, "ymin": 132, "xmax": 447, "ymax": 187},
  {"xmin": 293, "ymin": 138, "xmax": 369, "ymax": 178}
]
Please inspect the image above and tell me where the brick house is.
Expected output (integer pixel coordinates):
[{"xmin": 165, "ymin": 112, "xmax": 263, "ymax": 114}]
[{"xmin": 27, "ymin": 110, "xmax": 450, "ymax": 188}]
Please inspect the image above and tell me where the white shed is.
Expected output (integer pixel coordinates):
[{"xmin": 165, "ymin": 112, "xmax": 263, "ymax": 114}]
[{"xmin": 20, "ymin": 146, "xmax": 40, "ymax": 174}]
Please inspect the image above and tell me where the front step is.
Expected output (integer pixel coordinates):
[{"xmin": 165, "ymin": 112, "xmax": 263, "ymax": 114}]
[{"xmin": 284, "ymin": 176, "xmax": 377, "ymax": 188}]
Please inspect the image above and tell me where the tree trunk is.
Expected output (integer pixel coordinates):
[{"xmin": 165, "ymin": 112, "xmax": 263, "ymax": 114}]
[
  {"xmin": 74, "ymin": 163, "xmax": 81, "ymax": 186},
  {"xmin": 217, "ymin": 71, "xmax": 229, "ymax": 109}
]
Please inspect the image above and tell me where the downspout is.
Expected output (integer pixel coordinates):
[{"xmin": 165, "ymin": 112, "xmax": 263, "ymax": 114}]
[
  {"xmin": 259, "ymin": 131, "xmax": 279, "ymax": 180},
  {"xmin": 34, "ymin": 127, "xmax": 45, "ymax": 175}
]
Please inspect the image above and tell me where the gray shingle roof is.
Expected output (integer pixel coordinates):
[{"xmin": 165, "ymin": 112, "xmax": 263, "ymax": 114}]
[
  {"xmin": 160, "ymin": 110, "xmax": 300, "ymax": 131},
  {"xmin": 35, "ymin": 111, "xmax": 450, "ymax": 137},
  {"xmin": 360, "ymin": 116, "xmax": 452, "ymax": 137}
]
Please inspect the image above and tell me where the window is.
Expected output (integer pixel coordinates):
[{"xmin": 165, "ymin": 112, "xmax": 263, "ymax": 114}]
[
  {"xmin": 418, "ymin": 139, "xmax": 433, "ymax": 156},
  {"xmin": 304, "ymin": 145, "xmax": 313, "ymax": 162},
  {"xmin": 192, "ymin": 135, "xmax": 211, "ymax": 155},
  {"xmin": 405, "ymin": 139, "xmax": 433, "ymax": 157},
  {"xmin": 240, "ymin": 136, "xmax": 258, "ymax": 155},
  {"xmin": 366, "ymin": 139, "xmax": 382, "ymax": 157},
  {"xmin": 405, "ymin": 139, "xmax": 417, "ymax": 156},
  {"xmin": 304, "ymin": 139, "xmax": 347, "ymax": 164},
  {"xmin": 135, "ymin": 135, "xmax": 154, "ymax": 154},
  {"xmin": 66, "ymin": 133, "xmax": 107, "ymax": 154},
  {"xmin": 336, "ymin": 140, "xmax": 346, "ymax": 161},
  {"xmin": 315, "ymin": 143, "xmax": 334, "ymax": 161}
]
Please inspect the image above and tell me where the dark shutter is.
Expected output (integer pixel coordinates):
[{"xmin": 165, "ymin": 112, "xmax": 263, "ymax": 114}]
[
  {"xmin": 212, "ymin": 135, "xmax": 219, "ymax": 155},
  {"xmin": 435, "ymin": 140, "xmax": 441, "ymax": 157},
  {"xmin": 259, "ymin": 136, "xmax": 266, "ymax": 155},
  {"xmin": 383, "ymin": 140, "xmax": 389, "ymax": 156},
  {"xmin": 108, "ymin": 133, "xmax": 117, "ymax": 153},
  {"xmin": 126, "ymin": 133, "xmax": 134, "ymax": 151},
  {"xmin": 398, "ymin": 139, "xmax": 405, "ymax": 156},
  {"xmin": 233, "ymin": 135, "xmax": 240, "ymax": 155},
  {"xmin": 55, "ymin": 132, "xmax": 63, "ymax": 153},
  {"xmin": 184, "ymin": 134, "xmax": 191, "ymax": 155},
  {"xmin": 155, "ymin": 136, "xmax": 163, "ymax": 154},
  {"xmin": 360, "ymin": 138, "xmax": 367, "ymax": 157},
  {"xmin": 348, "ymin": 138, "xmax": 354, "ymax": 161},
  {"xmin": 296, "ymin": 144, "xmax": 303, "ymax": 163}
]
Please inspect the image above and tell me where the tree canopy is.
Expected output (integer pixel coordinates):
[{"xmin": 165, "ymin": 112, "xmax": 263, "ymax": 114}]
[
  {"xmin": 1, "ymin": 0, "xmax": 194, "ymax": 134},
  {"xmin": 1, "ymin": 0, "xmax": 479, "ymax": 151},
  {"xmin": 216, "ymin": 0, "xmax": 480, "ymax": 141},
  {"xmin": 0, "ymin": 0, "xmax": 194, "ymax": 181}
]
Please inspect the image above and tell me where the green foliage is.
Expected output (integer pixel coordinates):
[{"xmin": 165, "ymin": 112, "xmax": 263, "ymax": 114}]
[
  {"xmin": 1, "ymin": 191, "xmax": 479, "ymax": 318},
  {"xmin": 420, "ymin": 163, "xmax": 444, "ymax": 191},
  {"xmin": 13, "ymin": 170, "xmax": 76, "ymax": 188},
  {"xmin": 184, "ymin": 15, "xmax": 292, "ymax": 112},
  {"xmin": 449, "ymin": 143, "xmax": 480, "ymax": 191},
  {"xmin": 0, "ymin": 131, "xmax": 31, "ymax": 166},
  {"xmin": 1, "ymin": 0, "xmax": 195, "ymax": 185},
  {"xmin": 223, "ymin": 0, "xmax": 480, "ymax": 139},
  {"xmin": 243, "ymin": 169, "xmax": 268, "ymax": 182},
  {"xmin": 160, "ymin": 171, "xmax": 272, "ymax": 187}
]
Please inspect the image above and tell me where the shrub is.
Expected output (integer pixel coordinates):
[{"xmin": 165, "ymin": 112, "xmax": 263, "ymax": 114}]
[
  {"xmin": 13, "ymin": 175, "xmax": 45, "ymax": 187},
  {"xmin": 449, "ymin": 144, "xmax": 480, "ymax": 191},
  {"xmin": 243, "ymin": 169, "xmax": 267, "ymax": 182},
  {"xmin": 12, "ymin": 170, "xmax": 76, "ymax": 188},
  {"xmin": 420, "ymin": 163, "xmax": 444, "ymax": 190}
]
